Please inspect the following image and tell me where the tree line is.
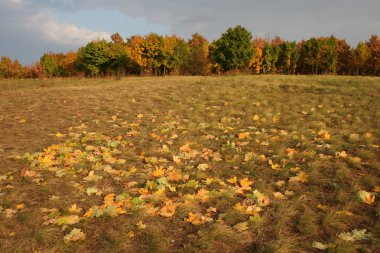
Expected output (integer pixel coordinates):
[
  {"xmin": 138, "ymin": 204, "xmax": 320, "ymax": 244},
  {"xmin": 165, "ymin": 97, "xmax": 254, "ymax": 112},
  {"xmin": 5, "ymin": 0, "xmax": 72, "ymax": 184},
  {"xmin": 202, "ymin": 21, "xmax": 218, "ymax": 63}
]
[{"xmin": 1, "ymin": 26, "xmax": 379, "ymax": 78}]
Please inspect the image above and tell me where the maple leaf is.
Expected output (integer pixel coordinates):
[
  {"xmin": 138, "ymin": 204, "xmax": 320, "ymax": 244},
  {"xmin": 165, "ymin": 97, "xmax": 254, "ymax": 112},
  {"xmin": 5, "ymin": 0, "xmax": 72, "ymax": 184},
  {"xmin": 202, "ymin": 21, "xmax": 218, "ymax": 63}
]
[
  {"xmin": 227, "ymin": 176, "xmax": 238, "ymax": 184},
  {"xmin": 312, "ymin": 241, "xmax": 328, "ymax": 250},
  {"xmin": 136, "ymin": 221, "xmax": 146, "ymax": 229},
  {"xmin": 144, "ymin": 204, "xmax": 159, "ymax": 216},
  {"xmin": 289, "ymin": 171, "xmax": 308, "ymax": 183},
  {"xmin": 197, "ymin": 164, "xmax": 209, "ymax": 171},
  {"xmin": 185, "ymin": 212, "xmax": 207, "ymax": 225},
  {"xmin": 152, "ymin": 167, "xmax": 165, "ymax": 178},
  {"xmin": 83, "ymin": 171, "xmax": 102, "ymax": 182},
  {"xmin": 239, "ymin": 178, "xmax": 253, "ymax": 189},
  {"xmin": 273, "ymin": 192, "xmax": 286, "ymax": 200},
  {"xmin": 55, "ymin": 215, "xmax": 81, "ymax": 225},
  {"xmin": 159, "ymin": 200, "xmax": 176, "ymax": 218},
  {"xmin": 168, "ymin": 171, "xmax": 182, "ymax": 181},
  {"xmin": 253, "ymin": 115, "xmax": 260, "ymax": 121},
  {"xmin": 357, "ymin": 190, "xmax": 375, "ymax": 205},
  {"xmin": 238, "ymin": 132, "xmax": 250, "ymax": 139},
  {"xmin": 64, "ymin": 228, "xmax": 86, "ymax": 243},
  {"xmin": 68, "ymin": 204, "xmax": 82, "ymax": 214},
  {"xmin": 127, "ymin": 231, "xmax": 135, "ymax": 238},
  {"xmin": 195, "ymin": 189, "xmax": 210, "ymax": 202},
  {"xmin": 173, "ymin": 155, "xmax": 181, "ymax": 164},
  {"xmin": 233, "ymin": 222, "xmax": 249, "ymax": 232}
]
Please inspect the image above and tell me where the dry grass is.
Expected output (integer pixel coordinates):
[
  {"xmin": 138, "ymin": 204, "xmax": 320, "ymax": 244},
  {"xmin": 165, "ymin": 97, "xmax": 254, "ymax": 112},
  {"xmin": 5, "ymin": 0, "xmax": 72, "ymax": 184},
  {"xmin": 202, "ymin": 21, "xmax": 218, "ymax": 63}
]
[{"xmin": 0, "ymin": 75, "xmax": 379, "ymax": 252}]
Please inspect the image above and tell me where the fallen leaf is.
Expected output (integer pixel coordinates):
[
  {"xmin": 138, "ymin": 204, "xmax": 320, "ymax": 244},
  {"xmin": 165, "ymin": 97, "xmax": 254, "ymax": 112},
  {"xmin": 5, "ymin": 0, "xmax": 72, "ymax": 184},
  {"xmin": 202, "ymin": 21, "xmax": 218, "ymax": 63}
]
[
  {"xmin": 152, "ymin": 167, "xmax": 165, "ymax": 178},
  {"xmin": 312, "ymin": 241, "xmax": 328, "ymax": 250},
  {"xmin": 357, "ymin": 190, "xmax": 375, "ymax": 205},
  {"xmin": 16, "ymin": 203, "xmax": 26, "ymax": 210},
  {"xmin": 239, "ymin": 178, "xmax": 253, "ymax": 190},
  {"xmin": 233, "ymin": 222, "xmax": 249, "ymax": 232},
  {"xmin": 136, "ymin": 221, "xmax": 146, "ymax": 229},
  {"xmin": 159, "ymin": 200, "xmax": 176, "ymax": 218},
  {"xmin": 238, "ymin": 132, "xmax": 250, "ymax": 140},
  {"xmin": 197, "ymin": 164, "xmax": 209, "ymax": 171},
  {"xmin": 185, "ymin": 212, "xmax": 207, "ymax": 225},
  {"xmin": 64, "ymin": 228, "xmax": 86, "ymax": 243}
]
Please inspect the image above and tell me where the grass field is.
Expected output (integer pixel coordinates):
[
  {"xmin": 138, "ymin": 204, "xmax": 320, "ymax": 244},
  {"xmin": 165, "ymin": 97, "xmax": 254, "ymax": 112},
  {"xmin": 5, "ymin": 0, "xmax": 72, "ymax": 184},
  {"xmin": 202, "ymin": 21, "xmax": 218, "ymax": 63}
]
[{"xmin": 0, "ymin": 75, "xmax": 379, "ymax": 253}]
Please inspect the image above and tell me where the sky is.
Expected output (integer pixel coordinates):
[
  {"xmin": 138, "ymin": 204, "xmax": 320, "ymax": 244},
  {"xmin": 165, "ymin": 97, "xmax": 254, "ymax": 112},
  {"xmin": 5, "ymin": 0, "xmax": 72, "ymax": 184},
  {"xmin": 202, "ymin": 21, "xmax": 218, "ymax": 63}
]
[{"xmin": 0, "ymin": 0, "xmax": 379, "ymax": 64}]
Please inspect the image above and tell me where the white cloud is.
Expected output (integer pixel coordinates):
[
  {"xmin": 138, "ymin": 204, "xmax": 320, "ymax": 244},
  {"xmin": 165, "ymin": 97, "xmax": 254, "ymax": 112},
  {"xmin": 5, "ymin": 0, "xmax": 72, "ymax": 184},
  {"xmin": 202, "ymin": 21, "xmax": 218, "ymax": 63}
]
[{"xmin": 27, "ymin": 13, "xmax": 110, "ymax": 45}]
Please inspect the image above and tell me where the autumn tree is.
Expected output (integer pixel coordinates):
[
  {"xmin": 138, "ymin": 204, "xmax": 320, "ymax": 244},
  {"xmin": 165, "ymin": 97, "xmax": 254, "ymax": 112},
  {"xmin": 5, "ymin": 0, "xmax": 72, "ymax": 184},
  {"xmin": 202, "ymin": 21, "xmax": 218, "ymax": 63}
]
[
  {"xmin": 161, "ymin": 35, "xmax": 188, "ymax": 75},
  {"xmin": 0, "ymin": 56, "xmax": 24, "ymax": 78},
  {"xmin": 366, "ymin": 35, "xmax": 380, "ymax": 75},
  {"xmin": 354, "ymin": 42, "xmax": 370, "ymax": 75},
  {"xmin": 126, "ymin": 35, "xmax": 147, "ymax": 75},
  {"xmin": 39, "ymin": 52, "xmax": 65, "ymax": 77},
  {"xmin": 335, "ymin": 39, "xmax": 352, "ymax": 75},
  {"xmin": 63, "ymin": 51, "xmax": 77, "ymax": 77},
  {"xmin": 24, "ymin": 63, "xmax": 45, "ymax": 79},
  {"xmin": 185, "ymin": 33, "xmax": 210, "ymax": 75},
  {"xmin": 210, "ymin": 25, "xmax": 254, "ymax": 72}
]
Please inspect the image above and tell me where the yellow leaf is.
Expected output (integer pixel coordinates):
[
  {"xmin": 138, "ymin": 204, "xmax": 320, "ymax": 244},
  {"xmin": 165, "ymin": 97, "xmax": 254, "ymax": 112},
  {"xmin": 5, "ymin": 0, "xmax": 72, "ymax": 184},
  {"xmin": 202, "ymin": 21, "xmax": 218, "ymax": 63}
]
[
  {"xmin": 173, "ymin": 155, "xmax": 181, "ymax": 164},
  {"xmin": 316, "ymin": 204, "xmax": 328, "ymax": 210},
  {"xmin": 159, "ymin": 200, "xmax": 176, "ymax": 218},
  {"xmin": 68, "ymin": 204, "xmax": 82, "ymax": 214},
  {"xmin": 233, "ymin": 222, "xmax": 249, "ymax": 232},
  {"xmin": 185, "ymin": 212, "xmax": 207, "ymax": 225},
  {"xmin": 64, "ymin": 228, "xmax": 86, "ymax": 243},
  {"xmin": 197, "ymin": 164, "xmax": 209, "ymax": 171},
  {"xmin": 136, "ymin": 221, "xmax": 146, "ymax": 229},
  {"xmin": 289, "ymin": 171, "xmax": 308, "ymax": 183},
  {"xmin": 273, "ymin": 192, "xmax": 286, "ymax": 200},
  {"xmin": 336, "ymin": 210, "xmax": 354, "ymax": 216},
  {"xmin": 127, "ymin": 231, "xmax": 135, "ymax": 238},
  {"xmin": 55, "ymin": 132, "xmax": 66, "ymax": 138},
  {"xmin": 253, "ymin": 115, "xmax": 260, "ymax": 121},
  {"xmin": 136, "ymin": 114, "xmax": 144, "ymax": 119},
  {"xmin": 239, "ymin": 178, "xmax": 253, "ymax": 189},
  {"xmin": 357, "ymin": 190, "xmax": 375, "ymax": 205},
  {"xmin": 227, "ymin": 176, "xmax": 238, "ymax": 185}
]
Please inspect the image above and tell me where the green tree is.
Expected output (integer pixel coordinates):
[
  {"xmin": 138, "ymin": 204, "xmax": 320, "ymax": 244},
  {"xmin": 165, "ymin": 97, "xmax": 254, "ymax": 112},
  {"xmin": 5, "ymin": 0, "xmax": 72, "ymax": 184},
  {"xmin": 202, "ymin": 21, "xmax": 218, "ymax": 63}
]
[
  {"xmin": 262, "ymin": 43, "xmax": 280, "ymax": 74},
  {"xmin": 325, "ymin": 36, "xmax": 338, "ymax": 74},
  {"xmin": 76, "ymin": 40, "xmax": 112, "ymax": 77},
  {"xmin": 278, "ymin": 41, "xmax": 298, "ymax": 74},
  {"xmin": 210, "ymin": 25, "xmax": 254, "ymax": 72},
  {"xmin": 39, "ymin": 52, "xmax": 64, "ymax": 77}
]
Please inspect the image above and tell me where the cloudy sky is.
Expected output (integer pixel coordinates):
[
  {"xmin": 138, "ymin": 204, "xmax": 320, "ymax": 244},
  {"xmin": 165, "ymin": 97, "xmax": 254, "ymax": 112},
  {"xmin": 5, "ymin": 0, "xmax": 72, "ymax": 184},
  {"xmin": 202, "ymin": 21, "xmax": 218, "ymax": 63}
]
[{"xmin": 1, "ymin": 0, "xmax": 379, "ymax": 64}]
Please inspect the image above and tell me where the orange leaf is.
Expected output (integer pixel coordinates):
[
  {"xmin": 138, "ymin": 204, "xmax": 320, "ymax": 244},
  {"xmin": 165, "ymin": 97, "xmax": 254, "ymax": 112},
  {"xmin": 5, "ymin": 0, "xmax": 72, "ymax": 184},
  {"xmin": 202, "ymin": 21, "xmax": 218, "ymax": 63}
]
[
  {"xmin": 238, "ymin": 132, "xmax": 250, "ymax": 140},
  {"xmin": 159, "ymin": 200, "xmax": 176, "ymax": 218}
]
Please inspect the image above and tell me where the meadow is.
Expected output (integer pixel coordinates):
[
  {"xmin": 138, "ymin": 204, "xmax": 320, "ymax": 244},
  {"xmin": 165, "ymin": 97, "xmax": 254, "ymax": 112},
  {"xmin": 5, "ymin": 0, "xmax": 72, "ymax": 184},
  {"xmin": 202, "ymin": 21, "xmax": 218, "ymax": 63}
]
[{"xmin": 0, "ymin": 75, "xmax": 379, "ymax": 252}]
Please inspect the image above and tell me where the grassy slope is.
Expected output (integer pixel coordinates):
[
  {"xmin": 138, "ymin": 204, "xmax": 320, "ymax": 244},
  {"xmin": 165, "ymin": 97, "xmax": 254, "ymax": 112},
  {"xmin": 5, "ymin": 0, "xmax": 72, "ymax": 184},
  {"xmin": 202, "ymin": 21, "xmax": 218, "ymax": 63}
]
[{"xmin": 0, "ymin": 75, "xmax": 379, "ymax": 252}]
